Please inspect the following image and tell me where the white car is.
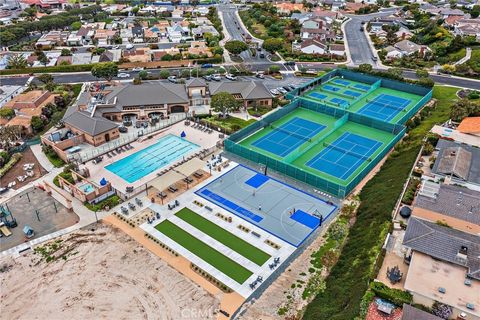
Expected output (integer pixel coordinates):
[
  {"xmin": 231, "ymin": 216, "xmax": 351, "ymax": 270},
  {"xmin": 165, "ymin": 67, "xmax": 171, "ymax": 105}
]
[
  {"xmin": 270, "ymin": 89, "xmax": 280, "ymax": 95},
  {"xmin": 225, "ymin": 73, "xmax": 237, "ymax": 81},
  {"xmin": 212, "ymin": 74, "xmax": 221, "ymax": 81},
  {"xmin": 167, "ymin": 76, "xmax": 178, "ymax": 83},
  {"xmin": 277, "ymin": 87, "xmax": 288, "ymax": 94},
  {"xmin": 132, "ymin": 67, "xmax": 144, "ymax": 71},
  {"xmin": 118, "ymin": 73, "xmax": 130, "ymax": 78}
]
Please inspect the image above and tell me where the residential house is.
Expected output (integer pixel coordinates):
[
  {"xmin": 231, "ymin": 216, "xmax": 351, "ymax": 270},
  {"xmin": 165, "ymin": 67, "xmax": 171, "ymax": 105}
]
[
  {"xmin": 186, "ymin": 41, "xmax": 212, "ymax": 58},
  {"xmin": 20, "ymin": 0, "xmax": 66, "ymax": 9},
  {"xmin": 329, "ymin": 44, "xmax": 345, "ymax": 56},
  {"xmin": 131, "ymin": 26, "xmax": 144, "ymax": 43},
  {"xmin": 313, "ymin": 8, "xmax": 342, "ymax": 20},
  {"xmin": 301, "ymin": 27, "xmax": 335, "ymax": 41},
  {"xmin": 76, "ymin": 27, "xmax": 95, "ymax": 45},
  {"xmin": 401, "ymin": 304, "xmax": 443, "ymax": 320},
  {"xmin": 0, "ymin": 85, "xmax": 24, "ymax": 108},
  {"xmin": 275, "ymin": 2, "xmax": 304, "ymax": 15},
  {"xmin": 99, "ymin": 49, "xmax": 122, "ymax": 63},
  {"xmin": 167, "ymin": 24, "xmax": 189, "ymax": 42},
  {"xmin": 403, "ymin": 217, "xmax": 480, "ymax": 320},
  {"xmin": 192, "ymin": 25, "xmax": 219, "ymax": 39},
  {"xmin": 122, "ymin": 48, "xmax": 151, "ymax": 63},
  {"xmin": 35, "ymin": 30, "xmax": 69, "ymax": 49},
  {"xmin": 94, "ymin": 29, "xmax": 118, "ymax": 47},
  {"xmin": 55, "ymin": 55, "xmax": 72, "ymax": 66},
  {"xmin": 66, "ymin": 32, "xmax": 82, "ymax": 46},
  {"xmin": 454, "ymin": 19, "xmax": 480, "ymax": 41},
  {"xmin": 424, "ymin": 7, "xmax": 467, "ymax": 20},
  {"xmin": 193, "ymin": 6, "xmax": 209, "ymax": 16},
  {"xmin": 72, "ymin": 53, "xmax": 92, "ymax": 65},
  {"xmin": 385, "ymin": 40, "xmax": 429, "ymax": 59},
  {"xmin": 290, "ymin": 12, "xmax": 313, "ymax": 24},
  {"xmin": 457, "ymin": 117, "xmax": 480, "ymax": 137},
  {"xmin": 172, "ymin": 8, "xmax": 183, "ymax": 19},
  {"xmin": 343, "ymin": 2, "xmax": 367, "ymax": 13},
  {"xmin": 120, "ymin": 28, "xmax": 133, "ymax": 44},
  {"xmin": 412, "ymin": 181, "xmax": 480, "ymax": 234},
  {"xmin": 297, "ymin": 38, "xmax": 327, "ymax": 54}
]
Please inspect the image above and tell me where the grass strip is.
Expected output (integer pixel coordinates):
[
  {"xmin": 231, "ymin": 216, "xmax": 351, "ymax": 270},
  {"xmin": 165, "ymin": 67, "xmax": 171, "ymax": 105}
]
[
  {"xmin": 176, "ymin": 207, "xmax": 271, "ymax": 266},
  {"xmin": 155, "ymin": 220, "xmax": 253, "ymax": 284}
]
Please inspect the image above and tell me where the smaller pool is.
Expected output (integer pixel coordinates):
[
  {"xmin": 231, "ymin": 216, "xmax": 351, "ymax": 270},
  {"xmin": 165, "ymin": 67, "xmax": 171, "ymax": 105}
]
[{"xmin": 79, "ymin": 183, "xmax": 94, "ymax": 194}]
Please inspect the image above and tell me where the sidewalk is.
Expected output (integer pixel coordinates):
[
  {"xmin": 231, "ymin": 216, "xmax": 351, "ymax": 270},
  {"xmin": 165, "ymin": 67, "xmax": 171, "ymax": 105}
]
[{"xmin": 454, "ymin": 47, "xmax": 472, "ymax": 65}]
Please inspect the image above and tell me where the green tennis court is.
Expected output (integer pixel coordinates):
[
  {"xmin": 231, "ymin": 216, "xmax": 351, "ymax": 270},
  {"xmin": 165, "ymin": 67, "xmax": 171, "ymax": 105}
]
[
  {"xmin": 175, "ymin": 207, "xmax": 271, "ymax": 266},
  {"xmin": 155, "ymin": 220, "xmax": 253, "ymax": 284}
]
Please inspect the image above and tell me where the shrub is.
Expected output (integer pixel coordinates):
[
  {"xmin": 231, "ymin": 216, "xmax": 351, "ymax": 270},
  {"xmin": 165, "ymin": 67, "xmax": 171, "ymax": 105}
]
[
  {"xmin": 370, "ymin": 281, "xmax": 413, "ymax": 306},
  {"xmin": 0, "ymin": 153, "xmax": 22, "ymax": 178},
  {"xmin": 84, "ymin": 195, "xmax": 121, "ymax": 212}
]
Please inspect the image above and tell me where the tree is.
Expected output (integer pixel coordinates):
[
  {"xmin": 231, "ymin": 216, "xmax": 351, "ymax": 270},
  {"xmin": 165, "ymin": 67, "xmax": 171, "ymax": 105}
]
[
  {"xmin": 268, "ymin": 65, "xmax": 280, "ymax": 74},
  {"xmin": 0, "ymin": 108, "xmax": 15, "ymax": 119},
  {"xmin": 450, "ymin": 99, "xmax": 480, "ymax": 122},
  {"xmin": 70, "ymin": 21, "xmax": 82, "ymax": 30},
  {"xmin": 7, "ymin": 53, "xmax": 27, "ymax": 69},
  {"xmin": 415, "ymin": 69, "xmax": 429, "ymax": 78},
  {"xmin": 61, "ymin": 48, "xmax": 72, "ymax": 56},
  {"xmin": 0, "ymin": 126, "xmax": 23, "ymax": 150},
  {"xmin": 262, "ymin": 38, "xmax": 284, "ymax": 53},
  {"xmin": 388, "ymin": 67, "xmax": 403, "ymax": 79},
  {"xmin": 138, "ymin": 70, "xmax": 148, "ymax": 80},
  {"xmin": 471, "ymin": 5, "xmax": 480, "ymax": 19},
  {"xmin": 91, "ymin": 62, "xmax": 118, "ymax": 81},
  {"xmin": 358, "ymin": 64, "xmax": 373, "ymax": 73},
  {"xmin": 224, "ymin": 40, "xmax": 249, "ymax": 55},
  {"xmin": 210, "ymin": 92, "xmax": 240, "ymax": 117},
  {"xmin": 37, "ymin": 73, "xmax": 54, "ymax": 85},
  {"xmin": 31, "ymin": 116, "xmax": 44, "ymax": 132},
  {"xmin": 159, "ymin": 70, "xmax": 170, "ymax": 79}
]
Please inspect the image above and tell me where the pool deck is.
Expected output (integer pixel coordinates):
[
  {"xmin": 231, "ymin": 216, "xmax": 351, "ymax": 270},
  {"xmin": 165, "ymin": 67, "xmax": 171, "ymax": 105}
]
[{"xmin": 85, "ymin": 121, "xmax": 221, "ymax": 192}]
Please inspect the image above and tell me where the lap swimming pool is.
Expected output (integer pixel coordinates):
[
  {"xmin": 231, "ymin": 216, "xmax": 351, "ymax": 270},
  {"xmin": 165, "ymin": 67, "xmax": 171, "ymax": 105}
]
[{"xmin": 105, "ymin": 134, "xmax": 199, "ymax": 183}]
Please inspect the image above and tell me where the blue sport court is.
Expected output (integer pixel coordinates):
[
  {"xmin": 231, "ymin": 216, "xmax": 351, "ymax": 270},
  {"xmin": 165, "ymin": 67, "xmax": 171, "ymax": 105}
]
[
  {"xmin": 333, "ymin": 79, "xmax": 350, "ymax": 87},
  {"xmin": 308, "ymin": 92, "xmax": 328, "ymax": 100},
  {"xmin": 323, "ymin": 84, "xmax": 341, "ymax": 92},
  {"xmin": 195, "ymin": 165, "xmax": 337, "ymax": 247},
  {"xmin": 358, "ymin": 93, "xmax": 412, "ymax": 122},
  {"xmin": 306, "ymin": 132, "xmax": 382, "ymax": 180},
  {"xmin": 353, "ymin": 83, "xmax": 370, "ymax": 91},
  {"xmin": 251, "ymin": 117, "xmax": 325, "ymax": 157},
  {"xmin": 330, "ymin": 97, "xmax": 349, "ymax": 106},
  {"xmin": 344, "ymin": 90, "xmax": 362, "ymax": 98}
]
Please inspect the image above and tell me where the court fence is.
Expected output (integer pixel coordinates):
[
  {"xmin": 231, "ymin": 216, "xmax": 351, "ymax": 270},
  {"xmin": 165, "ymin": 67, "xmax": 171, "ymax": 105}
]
[{"xmin": 226, "ymin": 70, "xmax": 431, "ymax": 198}]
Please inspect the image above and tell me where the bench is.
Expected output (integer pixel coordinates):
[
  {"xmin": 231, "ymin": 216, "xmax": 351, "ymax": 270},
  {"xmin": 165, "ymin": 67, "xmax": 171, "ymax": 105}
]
[
  {"xmin": 251, "ymin": 231, "xmax": 261, "ymax": 238},
  {"xmin": 205, "ymin": 206, "xmax": 213, "ymax": 212}
]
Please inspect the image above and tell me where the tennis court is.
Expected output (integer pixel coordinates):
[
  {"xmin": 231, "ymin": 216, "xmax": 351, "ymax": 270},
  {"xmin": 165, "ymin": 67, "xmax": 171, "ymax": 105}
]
[
  {"xmin": 251, "ymin": 117, "xmax": 326, "ymax": 157},
  {"xmin": 195, "ymin": 165, "xmax": 337, "ymax": 247},
  {"xmin": 344, "ymin": 90, "xmax": 362, "ymax": 98},
  {"xmin": 353, "ymin": 83, "xmax": 370, "ymax": 91},
  {"xmin": 305, "ymin": 132, "xmax": 382, "ymax": 180},
  {"xmin": 333, "ymin": 79, "xmax": 351, "ymax": 87},
  {"xmin": 309, "ymin": 92, "xmax": 328, "ymax": 100},
  {"xmin": 323, "ymin": 84, "xmax": 342, "ymax": 92},
  {"xmin": 358, "ymin": 93, "xmax": 412, "ymax": 122},
  {"xmin": 330, "ymin": 97, "xmax": 349, "ymax": 106}
]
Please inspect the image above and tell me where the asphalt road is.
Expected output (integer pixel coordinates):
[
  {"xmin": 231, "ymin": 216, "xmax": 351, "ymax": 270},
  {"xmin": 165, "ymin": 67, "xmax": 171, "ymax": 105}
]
[{"xmin": 344, "ymin": 8, "xmax": 398, "ymax": 66}]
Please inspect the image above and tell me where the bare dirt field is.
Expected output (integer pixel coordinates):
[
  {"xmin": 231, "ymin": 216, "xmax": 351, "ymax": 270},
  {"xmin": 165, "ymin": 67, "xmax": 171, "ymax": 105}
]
[{"xmin": 0, "ymin": 222, "xmax": 219, "ymax": 320}]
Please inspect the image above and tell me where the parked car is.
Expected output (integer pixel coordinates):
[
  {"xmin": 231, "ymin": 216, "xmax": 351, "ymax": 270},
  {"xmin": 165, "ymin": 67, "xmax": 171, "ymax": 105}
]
[
  {"xmin": 201, "ymin": 63, "xmax": 213, "ymax": 68},
  {"xmin": 288, "ymin": 84, "xmax": 297, "ymax": 90},
  {"xmin": 270, "ymin": 89, "xmax": 280, "ymax": 95},
  {"xmin": 277, "ymin": 87, "xmax": 288, "ymax": 94},
  {"xmin": 259, "ymin": 53, "xmax": 265, "ymax": 59},
  {"xmin": 282, "ymin": 86, "xmax": 292, "ymax": 92},
  {"xmin": 118, "ymin": 73, "xmax": 130, "ymax": 78},
  {"xmin": 167, "ymin": 76, "xmax": 178, "ymax": 83},
  {"xmin": 225, "ymin": 73, "xmax": 237, "ymax": 81},
  {"xmin": 203, "ymin": 75, "xmax": 212, "ymax": 81},
  {"xmin": 255, "ymin": 73, "xmax": 265, "ymax": 79},
  {"xmin": 211, "ymin": 74, "xmax": 221, "ymax": 81},
  {"xmin": 119, "ymin": 126, "xmax": 128, "ymax": 133},
  {"xmin": 123, "ymin": 120, "xmax": 132, "ymax": 126},
  {"xmin": 284, "ymin": 61, "xmax": 296, "ymax": 66},
  {"xmin": 132, "ymin": 67, "xmax": 144, "ymax": 71},
  {"xmin": 125, "ymin": 44, "xmax": 134, "ymax": 50}
]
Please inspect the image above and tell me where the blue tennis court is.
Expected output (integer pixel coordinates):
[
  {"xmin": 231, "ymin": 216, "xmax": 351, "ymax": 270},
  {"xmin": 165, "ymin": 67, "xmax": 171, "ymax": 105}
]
[
  {"xmin": 333, "ymin": 79, "xmax": 350, "ymax": 86},
  {"xmin": 358, "ymin": 94, "xmax": 412, "ymax": 122},
  {"xmin": 323, "ymin": 84, "xmax": 341, "ymax": 92},
  {"xmin": 290, "ymin": 210, "xmax": 320, "ymax": 229},
  {"xmin": 344, "ymin": 90, "xmax": 362, "ymax": 98},
  {"xmin": 306, "ymin": 132, "xmax": 382, "ymax": 180},
  {"xmin": 251, "ymin": 117, "xmax": 325, "ymax": 157},
  {"xmin": 330, "ymin": 97, "xmax": 348, "ymax": 106},
  {"xmin": 309, "ymin": 92, "xmax": 327, "ymax": 100},
  {"xmin": 200, "ymin": 189, "xmax": 263, "ymax": 222},
  {"xmin": 353, "ymin": 84, "xmax": 370, "ymax": 91}
]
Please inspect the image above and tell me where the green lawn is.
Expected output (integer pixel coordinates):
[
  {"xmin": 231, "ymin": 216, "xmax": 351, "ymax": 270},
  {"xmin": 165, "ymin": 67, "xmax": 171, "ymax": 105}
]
[
  {"xmin": 202, "ymin": 115, "xmax": 256, "ymax": 134},
  {"xmin": 155, "ymin": 220, "xmax": 253, "ymax": 284},
  {"xmin": 176, "ymin": 208, "xmax": 271, "ymax": 266}
]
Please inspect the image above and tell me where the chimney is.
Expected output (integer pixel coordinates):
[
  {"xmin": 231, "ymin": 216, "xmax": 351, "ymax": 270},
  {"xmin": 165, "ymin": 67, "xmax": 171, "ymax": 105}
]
[{"xmin": 455, "ymin": 246, "xmax": 468, "ymax": 265}]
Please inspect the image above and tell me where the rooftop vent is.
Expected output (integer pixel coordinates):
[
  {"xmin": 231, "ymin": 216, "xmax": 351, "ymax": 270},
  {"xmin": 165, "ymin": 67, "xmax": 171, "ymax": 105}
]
[{"xmin": 455, "ymin": 247, "xmax": 468, "ymax": 265}]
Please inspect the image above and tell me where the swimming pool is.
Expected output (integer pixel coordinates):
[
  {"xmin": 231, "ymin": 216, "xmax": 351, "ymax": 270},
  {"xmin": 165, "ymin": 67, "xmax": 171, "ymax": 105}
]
[
  {"xmin": 78, "ymin": 183, "xmax": 94, "ymax": 194},
  {"xmin": 106, "ymin": 134, "xmax": 199, "ymax": 183}
]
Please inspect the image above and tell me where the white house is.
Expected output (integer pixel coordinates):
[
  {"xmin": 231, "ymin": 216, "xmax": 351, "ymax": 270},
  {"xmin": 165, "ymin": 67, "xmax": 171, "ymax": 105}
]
[{"xmin": 299, "ymin": 38, "xmax": 327, "ymax": 54}]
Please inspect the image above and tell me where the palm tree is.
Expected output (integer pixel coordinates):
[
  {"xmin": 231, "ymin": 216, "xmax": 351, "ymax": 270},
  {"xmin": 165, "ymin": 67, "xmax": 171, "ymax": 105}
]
[{"xmin": 7, "ymin": 54, "xmax": 28, "ymax": 69}]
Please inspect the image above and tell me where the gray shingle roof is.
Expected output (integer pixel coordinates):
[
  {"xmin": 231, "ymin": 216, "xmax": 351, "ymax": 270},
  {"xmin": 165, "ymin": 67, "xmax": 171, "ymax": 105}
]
[
  {"xmin": 402, "ymin": 304, "xmax": 442, "ymax": 320},
  {"xmin": 436, "ymin": 146, "xmax": 472, "ymax": 180},
  {"xmin": 113, "ymin": 83, "xmax": 188, "ymax": 108},
  {"xmin": 403, "ymin": 217, "xmax": 480, "ymax": 280},
  {"xmin": 208, "ymin": 81, "xmax": 271, "ymax": 100},
  {"xmin": 414, "ymin": 183, "xmax": 480, "ymax": 226},
  {"xmin": 433, "ymin": 139, "xmax": 480, "ymax": 184},
  {"xmin": 186, "ymin": 78, "xmax": 206, "ymax": 87},
  {"xmin": 63, "ymin": 110, "xmax": 118, "ymax": 136}
]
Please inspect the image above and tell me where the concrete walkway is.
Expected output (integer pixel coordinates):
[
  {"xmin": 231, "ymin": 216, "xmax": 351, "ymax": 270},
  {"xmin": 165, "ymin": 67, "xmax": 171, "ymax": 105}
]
[
  {"xmin": 30, "ymin": 144, "xmax": 55, "ymax": 172},
  {"xmin": 454, "ymin": 47, "xmax": 472, "ymax": 65}
]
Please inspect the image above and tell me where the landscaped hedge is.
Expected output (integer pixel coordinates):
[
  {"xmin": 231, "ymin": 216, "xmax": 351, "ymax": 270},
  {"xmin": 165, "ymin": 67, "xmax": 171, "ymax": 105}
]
[
  {"xmin": 0, "ymin": 63, "xmax": 96, "ymax": 75},
  {"xmin": 370, "ymin": 281, "xmax": 413, "ymax": 306},
  {"xmin": 0, "ymin": 153, "xmax": 22, "ymax": 178},
  {"xmin": 85, "ymin": 195, "xmax": 121, "ymax": 212}
]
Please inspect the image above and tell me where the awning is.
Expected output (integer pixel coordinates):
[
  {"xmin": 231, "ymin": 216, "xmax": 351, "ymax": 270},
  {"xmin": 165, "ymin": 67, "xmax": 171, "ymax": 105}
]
[
  {"xmin": 175, "ymin": 157, "xmax": 206, "ymax": 177},
  {"xmin": 148, "ymin": 171, "xmax": 184, "ymax": 192}
]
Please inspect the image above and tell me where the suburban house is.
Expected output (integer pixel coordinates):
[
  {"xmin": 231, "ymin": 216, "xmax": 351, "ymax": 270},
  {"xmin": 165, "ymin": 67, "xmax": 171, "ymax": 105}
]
[
  {"xmin": 401, "ymin": 304, "xmax": 443, "ymax": 320},
  {"xmin": 208, "ymin": 81, "xmax": 272, "ymax": 109},
  {"xmin": 131, "ymin": 26, "xmax": 144, "ymax": 43},
  {"xmin": 298, "ymin": 38, "xmax": 327, "ymax": 54},
  {"xmin": 192, "ymin": 25, "xmax": 219, "ymax": 39},
  {"xmin": 412, "ymin": 181, "xmax": 480, "ymax": 234},
  {"xmin": 457, "ymin": 117, "xmax": 480, "ymax": 137},
  {"xmin": 275, "ymin": 2, "xmax": 304, "ymax": 15},
  {"xmin": 167, "ymin": 24, "xmax": 189, "ymax": 43},
  {"xmin": 20, "ymin": 0, "xmax": 66, "ymax": 9},
  {"xmin": 122, "ymin": 48, "xmax": 151, "ymax": 63},
  {"xmin": 35, "ymin": 30, "xmax": 69, "ymax": 49},
  {"xmin": 403, "ymin": 217, "xmax": 479, "ymax": 320},
  {"xmin": 385, "ymin": 40, "xmax": 429, "ymax": 59},
  {"xmin": 329, "ymin": 44, "xmax": 345, "ymax": 56},
  {"xmin": 453, "ymin": 19, "xmax": 480, "ymax": 41}
]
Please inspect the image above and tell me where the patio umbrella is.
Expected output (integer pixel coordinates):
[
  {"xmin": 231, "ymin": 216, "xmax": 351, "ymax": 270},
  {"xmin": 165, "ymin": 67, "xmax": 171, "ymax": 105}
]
[
  {"xmin": 100, "ymin": 178, "xmax": 107, "ymax": 186},
  {"xmin": 180, "ymin": 131, "xmax": 186, "ymax": 138}
]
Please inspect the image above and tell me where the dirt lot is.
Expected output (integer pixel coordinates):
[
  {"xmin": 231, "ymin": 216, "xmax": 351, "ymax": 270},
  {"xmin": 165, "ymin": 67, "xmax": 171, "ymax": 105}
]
[
  {"xmin": 0, "ymin": 223, "xmax": 220, "ymax": 320},
  {"xmin": 0, "ymin": 146, "xmax": 47, "ymax": 190}
]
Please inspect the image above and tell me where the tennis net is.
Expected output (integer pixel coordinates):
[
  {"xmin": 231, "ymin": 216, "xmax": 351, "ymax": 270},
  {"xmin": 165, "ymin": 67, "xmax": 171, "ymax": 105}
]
[
  {"xmin": 366, "ymin": 98, "xmax": 406, "ymax": 111},
  {"xmin": 350, "ymin": 85, "xmax": 369, "ymax": 92},
  {"xmin": 271, "ymin": 124, "xmax": 312, "ymax": 142},
  {"xmin": 323, "ymin": 142, "xmax": 371, "ymax": 161}
]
